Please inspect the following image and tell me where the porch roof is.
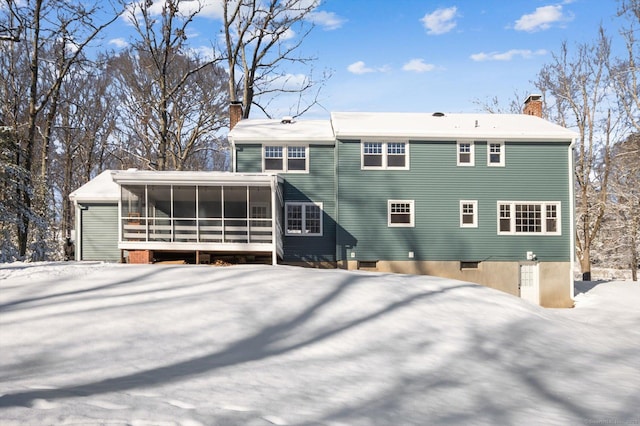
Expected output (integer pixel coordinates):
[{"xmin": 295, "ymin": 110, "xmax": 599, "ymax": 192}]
[{"xmin": 112, "ymin": 170, "xmax": 282, "ymax": 186}]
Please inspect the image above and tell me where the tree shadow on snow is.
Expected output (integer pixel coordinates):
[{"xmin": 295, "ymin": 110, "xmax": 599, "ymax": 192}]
[
  {"xmin": 0, "ymin": 275, "xmax": 476, "ymax": 409},
  {"xmin": 573, "ymin": 280, "xmax": 610, "ymax": 296}
]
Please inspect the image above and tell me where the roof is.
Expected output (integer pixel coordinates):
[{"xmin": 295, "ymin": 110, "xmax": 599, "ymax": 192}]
[
  {"xmin": 111, "ymin": 170, "xmax": 282, "ymax": 186},
  {"xmin": 69, "ymin": 170, "xmax": 120, "ymax": 202},
  {"xmin": 228, "ymin": 119, "xmax": 335, "ymax": 144},
  {"xmin": 330, "ymin": 112, "xmax": 579, "ymax": 141}
]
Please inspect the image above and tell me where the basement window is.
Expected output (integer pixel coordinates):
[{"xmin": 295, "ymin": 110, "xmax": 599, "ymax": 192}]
[
  {"xmin": 358, "ymin": 260, "xmax": 378, "ymax": 269},
  {"xmin": 460, "ymin": 261, "xmax": 480, "ymax": 270}
]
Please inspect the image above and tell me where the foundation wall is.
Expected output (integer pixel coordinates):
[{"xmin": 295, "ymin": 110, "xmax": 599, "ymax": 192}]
[
  {"xmin": 128, "ymin": 250, "xmax": 153, "ymax": 264},
  {"xmin": 338, "ymin": 259, "xmax": 573, "ymax": 308}
]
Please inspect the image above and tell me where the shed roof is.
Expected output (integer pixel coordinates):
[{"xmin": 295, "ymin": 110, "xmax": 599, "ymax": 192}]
[
  {"xmin": 69, "ymin": 170, "xmax": 120, "ymax": 202},
  {"xmin": 330, "ymin": 112, "xmax": 579, "ymax": 141}
]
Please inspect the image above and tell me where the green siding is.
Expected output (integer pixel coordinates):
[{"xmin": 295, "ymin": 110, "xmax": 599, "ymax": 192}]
[
  {"xmin": 80, "ymin": 203, "xmax": 120, "ymax": 261},
  {"xmin": 235, "ymin": 144, "xmax": 262, "ymax": 173},
  {"xmin": 235, "ymin": 143, "xmax": 336, "ymax": 262},
  {"xmin": 337, "ymin": 140, "xmax": 571, "ymax": 262}
]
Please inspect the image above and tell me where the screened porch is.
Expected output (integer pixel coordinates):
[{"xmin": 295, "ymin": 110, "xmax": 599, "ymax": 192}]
[{"xmin": 112, "ymin": 171, "xmax": 283, "ymax": 264}]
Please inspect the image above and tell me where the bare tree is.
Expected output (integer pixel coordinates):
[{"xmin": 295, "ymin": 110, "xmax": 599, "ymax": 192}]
[
  {"xmin": 121, "ymin": 0, "xmax": 224, "ymax": 171},
  {"xmin": 47, "ymin": 59, "xmax": 119, "ymax": 239},
  {"xmin": 472, "ymin": 91, "xmax": 526, "ymax": 114},
  {"xmin": 108, "ymin": 47, "xmax": 228, "ymax": 171},
  {"xmin": 604, "ymin": 133, "xmax": 640, "ymax": 280},
  {"xmin": 2, "ymin": 0, "xmax": 120, "ymax": 260},
  {"xmin": 535, "ymin": 31, "xmax": 612, "ymax": 281},
  {"xmin": 608, "ymin": 0, "xmax": 640, "ymax": 133},
  {"xmin": 222, "ymin": 0, "xmax": 327, "ymax": 119}
]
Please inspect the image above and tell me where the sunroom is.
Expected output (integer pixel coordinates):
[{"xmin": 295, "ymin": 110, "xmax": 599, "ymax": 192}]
[{"xmin": 111, "ymin": 170, "xmax": 283, "ymax": 264}]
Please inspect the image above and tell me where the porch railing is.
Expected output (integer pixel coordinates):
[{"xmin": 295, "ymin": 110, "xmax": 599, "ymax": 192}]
[{"xmin": 122, "ymin": 217, "xmax": 273, "ymax": 244}]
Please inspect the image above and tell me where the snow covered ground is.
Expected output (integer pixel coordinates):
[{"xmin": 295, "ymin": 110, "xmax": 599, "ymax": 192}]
[{"xmin": 0, "ymin": 262, "xmax": 638, "ymax": 426}]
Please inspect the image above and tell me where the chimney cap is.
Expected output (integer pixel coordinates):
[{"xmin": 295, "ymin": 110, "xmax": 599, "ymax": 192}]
[{"xmin": 524, "ymin": 94, "xmax": 542, "ymax": 103}]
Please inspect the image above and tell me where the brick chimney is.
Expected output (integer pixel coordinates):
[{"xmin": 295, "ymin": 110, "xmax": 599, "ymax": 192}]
[
  {"xmin": 523, "ymin": 94, "xmax": 543, "ymax": 118},
  {"xmin": 230, "ymin": 101, "xmax": 244, "ymax": 130}
]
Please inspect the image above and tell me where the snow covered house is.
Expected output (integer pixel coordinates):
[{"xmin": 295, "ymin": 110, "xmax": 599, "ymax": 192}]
[{"xmin": 70, "ymin": 95, "xmax": 578, "ymax": 307}]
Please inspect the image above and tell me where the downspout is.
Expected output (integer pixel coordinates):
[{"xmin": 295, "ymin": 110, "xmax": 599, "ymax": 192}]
[
  {"xmin": 271, "ymin": 175, "xmax": 278, "ymax": 265},
  {"xmin": 73, "ymin": 198, "xmax": 80, "ymax": 261},
  {"xmin": 569, "ymin": 138, "xmax": 577, "ymax": 303}
]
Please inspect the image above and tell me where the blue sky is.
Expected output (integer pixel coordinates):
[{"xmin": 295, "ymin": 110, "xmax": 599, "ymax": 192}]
[{"xmin": 104, "ymin": 0, "xmax": 623, "ymax": 119}]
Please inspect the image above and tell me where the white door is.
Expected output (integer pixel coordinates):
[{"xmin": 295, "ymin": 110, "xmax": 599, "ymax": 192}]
[{"xmin": 519, "ymin": 263, "xmax": 540, "ymax": 304}]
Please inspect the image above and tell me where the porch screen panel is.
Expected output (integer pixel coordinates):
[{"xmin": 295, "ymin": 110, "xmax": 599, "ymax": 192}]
[
  {"xmin": 249, "ymin": 186, "xmax": 272, "ymax": 243},
  {"xmin": 147, "ymin": 185, "xmax": 171, "ymax": 241},
  {"xmin": 121, "ymin": 185, "xmax": 146, "ymax": 241},
  {"xmin": 173, "ymin": 186, "xmax": 196, "ymax": 242},
  {"xmin": 199, "ymin": 186, "xmax": 222, "ymax": 242},
  {"xmin": 224, "ymin": 186, "xmax": 248, "ymax": 242}
]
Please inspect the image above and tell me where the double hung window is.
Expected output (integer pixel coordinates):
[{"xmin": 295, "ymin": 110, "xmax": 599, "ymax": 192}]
[
  {"xmin": 264, "ymin": 145, "xmax": 308, "ymax": 172},
  {"xmin": 457, "ymin": 141, "xmax": 475, "ymax": 166},
  {"xmin": 460, "ymin": 200, "xmax": 478, "ymax": 227},
  {"xmin": 488, "ymin": 142, "xmax": 505, "ymax": 166},
  {"xmin": 362, "ymin": 142, "xmax": 409, "ymax": 169},
  {"xmin": 285, "ymin": 202, "xmax": 322, "ymax": 236},
  {"xmin": 388, "ymin": 200, "xmax": 415, "ymax": 227},
  {"xmin": 497, "ymin": 202, "xmax": 560, "ymax": 235}
]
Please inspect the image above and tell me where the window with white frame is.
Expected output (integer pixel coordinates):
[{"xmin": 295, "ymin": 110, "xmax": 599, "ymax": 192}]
[
  {"xmin": 264, "ymin": 146, "xmax": 283, "ymax": 171},
  {"xmin": 388, "ymin": 200, "xmax": 414, "ymax": 227},
  {"xmin": 457, "ymin": 141, "xmax": 474, "ymax": 166},
  {"xmin": 460, "ymin": 200, "xmax": 478, "ymax": 227},
  {"xmin": 488, "ymin": 142, "xmax": 505, "ymax": 166},
  {"xmin": 285, "ymin": 202, "xmax": 322, "ymax": 236},
  {"xmin": 264, "ymin": 145, "xmax": 308, "ymax": 172},
  {"xmin": 497, "ymin": 202, "xmax": 561, "ymax": 235},
  {"xmin": 362, "ymin": 142, "xmax": 409, "ymax": 169}
]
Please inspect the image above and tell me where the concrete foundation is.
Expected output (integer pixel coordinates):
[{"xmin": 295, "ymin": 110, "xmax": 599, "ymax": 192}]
[{"xmin": 336, "ymin": 259, "xmax": 573, "ymax": 308}]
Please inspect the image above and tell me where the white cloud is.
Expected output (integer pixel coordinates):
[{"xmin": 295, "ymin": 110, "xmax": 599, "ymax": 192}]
[
  {"xmin": 267, "ymin": 73, "xmax": 310, "ymax": 91},
  {"xmin": 470, "ymin": 49, "xmax": 548, "ymax": 62},
  {"xmin": 308, "ymin": 10, "xmax": 346, "ymax": 30},
  {"xmin": 513, "ymin": 5, "xmax": 572, "ymax": 32},
  {"xmin": 402, "ymin": 59, "xmax": 435, "ymax": 73},
  {"xmin": 421, "ymin": 7, "xmax": 458, "ymax": 35},
  {"xmin": 109, "ymin": 38, "xmax": 129, "ymax": 49},
  {"xmin": 122, "ymin": 0, "xmax": 223, "ymax": 26},
  {"xmin": 347, "ymin": 61, "xmax": 375, "ymax": 74}
]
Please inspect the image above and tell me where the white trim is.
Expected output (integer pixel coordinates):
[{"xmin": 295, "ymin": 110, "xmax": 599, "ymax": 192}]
[
  {"xmin": 263, "ymin": 144, "xmax": 309, "ymax": 173},
  {"xmin": 487, "ymin": 141, "xmax": 505, "ymax": 167},
  {"xmin": 568, "ymin": 140, "xmax": 577, "ymax": 299},
  {"xmin": 457, "ymin": 140, "xmax": 475, "ymax": 166},
  {"xmin": 284, "ymin": 201, "xmax": 323, "ymax": 236},
  {"xmin": 361, "ymin": 141, "xmax": 410, "ymax": 170},
  {"xmin": 388, "ymin": 200, "xmax": 415, "ymax": 227},
  {"xmin": 497, "ymin": 201, "xmax": 562, "ymax": 235},
  {"xmin": 460, "ymin": 200, "xmax": 478, "ymax": 228}
]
